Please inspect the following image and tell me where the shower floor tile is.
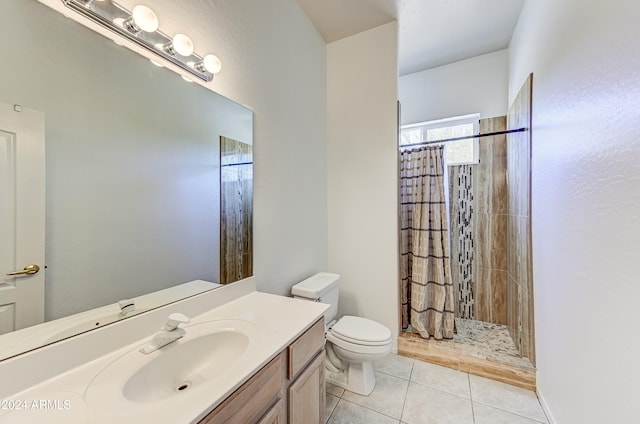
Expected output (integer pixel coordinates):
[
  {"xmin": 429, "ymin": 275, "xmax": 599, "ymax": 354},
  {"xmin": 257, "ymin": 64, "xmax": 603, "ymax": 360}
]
[
  {"xmin": 452, "ymin": 318, "xmax": 531, "ymax": 368},
  {"xmin": 402, "ymin": 319, "xmax": 533, "ymax": 370}
]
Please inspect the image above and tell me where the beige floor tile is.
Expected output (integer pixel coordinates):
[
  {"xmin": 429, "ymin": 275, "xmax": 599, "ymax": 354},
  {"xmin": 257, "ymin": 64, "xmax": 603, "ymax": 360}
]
[
  {"xmin": 410, "ymin": 359, "xmax": 471, "ymax": 398},
  {"xmin": 342, "ymin": 372, "xmax": 409, "ymax": 419},
  {"xmin": 469, "ymin": 374, "xmax": 547, "ymax": 422},
  {"xmin": 374, "ymin": 353, "xmax": 415, "ymax": 380},
  {"xmin": 328, "ymin": 400, "xmax": 399, "ymax": 424},
  {"xmin": 327, "ymin": 382, "xmax": 345, "ymax": 397},
  {"xmin": 402, "ymin": 382, "xmax": 474, "ymax": 424},
  {"xmin": 473, "ymin": 403, "xmax": 548, "ymax": 424},
  {"xmin": 326, "ymin": 394, "xmax": 340, "ymax": 422}
]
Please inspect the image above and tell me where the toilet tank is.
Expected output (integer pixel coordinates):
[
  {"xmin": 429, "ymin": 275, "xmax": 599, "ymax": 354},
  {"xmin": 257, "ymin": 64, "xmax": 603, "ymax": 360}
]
[{"xmin": 291, "ymin": 272, "xmax": 340, "ymax": 324}]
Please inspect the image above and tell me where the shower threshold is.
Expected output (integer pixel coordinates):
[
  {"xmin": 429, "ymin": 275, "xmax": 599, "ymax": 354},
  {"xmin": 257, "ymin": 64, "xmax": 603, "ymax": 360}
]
[{"xmin": 398, "ymin": 319, "xmax": 535, "ymax": 390}]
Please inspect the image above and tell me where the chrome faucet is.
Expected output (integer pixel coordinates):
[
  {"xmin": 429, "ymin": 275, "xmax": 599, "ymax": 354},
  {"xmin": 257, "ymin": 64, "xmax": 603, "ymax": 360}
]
[{"xmin": 139, "ymin": 313, "xmax": 191, "ymax": 354}]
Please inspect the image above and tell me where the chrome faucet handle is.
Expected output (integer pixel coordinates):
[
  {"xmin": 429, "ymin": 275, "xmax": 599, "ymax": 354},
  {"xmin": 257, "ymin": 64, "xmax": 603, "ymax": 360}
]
[{"xmin": 163, "ymin": 313, "xmax": 190, "ymax": 331}]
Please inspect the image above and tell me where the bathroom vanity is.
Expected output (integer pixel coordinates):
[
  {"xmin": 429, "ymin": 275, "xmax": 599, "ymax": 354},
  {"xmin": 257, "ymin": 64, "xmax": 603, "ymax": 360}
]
[
  {"xmin": 201, "ymin": 318, "xmax": 325, "ymax": 424},
  {"xmin": 0, "ymin": 278, "xmax": 328, "ymax": 424}
]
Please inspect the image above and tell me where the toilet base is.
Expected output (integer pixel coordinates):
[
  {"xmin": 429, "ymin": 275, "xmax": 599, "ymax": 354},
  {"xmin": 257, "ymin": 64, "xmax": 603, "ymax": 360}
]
[{"xmin": 325, "ymin": 358, "xmax": 376, "ymax": 396}]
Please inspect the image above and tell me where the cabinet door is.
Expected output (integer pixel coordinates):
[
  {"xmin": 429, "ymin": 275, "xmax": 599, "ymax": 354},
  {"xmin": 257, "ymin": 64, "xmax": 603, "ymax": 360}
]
[
  {"xmin": 257, "ymin": 399, "xmax": 286, "ymax": 424},
  {"xmin": 289, "ymin": 351, "xmax": 325, "ymax": 424}
]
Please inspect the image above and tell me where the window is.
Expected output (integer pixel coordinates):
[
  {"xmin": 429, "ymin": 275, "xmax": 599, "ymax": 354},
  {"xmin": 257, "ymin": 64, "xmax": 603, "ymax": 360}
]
[{"xmin": 400, "ymin": 114, "xmax": 480, "ymax": 165}]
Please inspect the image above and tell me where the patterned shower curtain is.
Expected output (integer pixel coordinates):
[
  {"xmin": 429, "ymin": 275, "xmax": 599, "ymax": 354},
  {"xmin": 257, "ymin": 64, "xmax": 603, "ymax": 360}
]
[{"xmin": 400, "ymin": 145, "xmax": 455, "ymax": 340}]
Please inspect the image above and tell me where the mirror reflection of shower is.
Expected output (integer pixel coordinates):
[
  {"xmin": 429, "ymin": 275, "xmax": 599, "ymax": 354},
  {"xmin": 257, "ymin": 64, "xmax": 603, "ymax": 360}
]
[{"xmin": 220, "ymin": 136, "xmax": 254, "ymax": 284}]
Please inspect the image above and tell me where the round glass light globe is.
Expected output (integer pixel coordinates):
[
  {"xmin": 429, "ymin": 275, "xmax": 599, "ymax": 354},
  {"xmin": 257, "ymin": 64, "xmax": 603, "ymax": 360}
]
[
  {"xmin": 203, "ymin": 54, "xmax": 222, "ymax": 74},
  {"xmin": 132, "ymin": 5, "xmax": 158, "ymax": 32},
  {"xmin": 172, "ymin": 34, "xmax": 194, "ymax": 56}
]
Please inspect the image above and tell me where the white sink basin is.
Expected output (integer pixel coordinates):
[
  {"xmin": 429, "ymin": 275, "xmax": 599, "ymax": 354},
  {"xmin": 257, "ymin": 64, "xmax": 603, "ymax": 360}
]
[{"xmin": 85, "ymin": 319, "xmax": 258, "ymax": 409}]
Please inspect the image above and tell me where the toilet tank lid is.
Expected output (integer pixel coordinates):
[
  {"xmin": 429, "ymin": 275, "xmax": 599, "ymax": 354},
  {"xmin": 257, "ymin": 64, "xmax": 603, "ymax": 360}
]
[{"xmin": 291, "ymin": 272, "xmax": 340, "ymax": 298}]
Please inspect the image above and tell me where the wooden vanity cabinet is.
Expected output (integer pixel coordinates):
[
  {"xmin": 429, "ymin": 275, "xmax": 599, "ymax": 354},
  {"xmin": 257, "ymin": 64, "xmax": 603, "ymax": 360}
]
[{"xmin": 199, "ymin": 318, "xmax": 325, "ymax": 424}]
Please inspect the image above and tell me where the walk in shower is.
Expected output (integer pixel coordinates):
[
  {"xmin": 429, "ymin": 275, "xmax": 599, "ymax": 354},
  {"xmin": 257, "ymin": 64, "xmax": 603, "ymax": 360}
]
[{"xmin": 398, "ymin": 75, "xmax": 535, "ymax": 388}]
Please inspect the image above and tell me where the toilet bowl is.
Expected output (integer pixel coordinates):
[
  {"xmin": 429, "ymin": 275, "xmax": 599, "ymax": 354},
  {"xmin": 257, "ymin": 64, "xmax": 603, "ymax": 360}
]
[{"xmin": 291, "ymin": 273, "xmax": 392, "ymax": 395}]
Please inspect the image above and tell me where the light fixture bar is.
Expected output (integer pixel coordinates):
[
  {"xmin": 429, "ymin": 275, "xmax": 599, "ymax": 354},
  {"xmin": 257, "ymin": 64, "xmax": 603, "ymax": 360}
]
[{"xmin": 62, "ymin": 0, "xmax": 214, "ymax": 82}]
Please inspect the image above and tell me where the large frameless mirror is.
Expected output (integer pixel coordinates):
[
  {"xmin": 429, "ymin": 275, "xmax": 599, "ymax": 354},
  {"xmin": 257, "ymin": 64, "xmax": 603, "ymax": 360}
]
[{"xmin": 0, "ymin": 0, "xmax": 253, "ymax": 361}]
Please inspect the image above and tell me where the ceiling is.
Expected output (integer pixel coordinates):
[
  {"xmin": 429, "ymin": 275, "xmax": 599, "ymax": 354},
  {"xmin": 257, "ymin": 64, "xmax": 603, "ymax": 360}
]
[{"xmin": 296, "ymin": 0, "xmax": 526, "ymax": 76}]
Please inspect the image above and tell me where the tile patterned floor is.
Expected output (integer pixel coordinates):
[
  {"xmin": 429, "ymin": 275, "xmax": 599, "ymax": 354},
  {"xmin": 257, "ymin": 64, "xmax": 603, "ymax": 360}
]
[{"xmin": 325, "ymin": 354, "xmax": 548, "ymax": 424}]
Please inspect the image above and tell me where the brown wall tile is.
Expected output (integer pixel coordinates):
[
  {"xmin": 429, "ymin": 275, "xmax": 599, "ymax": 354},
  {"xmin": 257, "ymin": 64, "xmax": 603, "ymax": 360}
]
[
  {"xmin": 491, "ymin": 269, "xmax": 507, "ymax": 325},
  {"xmin": 474, "ymin": 265, "xmax": 491, "ymax": 323},
  {"xmin": 478, "ymin": 117, "xmax": 508, "ymax": 215},
  {"xmin": 471, "ymin": 117, "xmax": 509, "ymax": 325},
  {"xmin": 506, "ymin": 74, "xmax": 534, "ymax": 363},
  {"xmin": 476, "ymin": 212, "xmax": 507, "ymax": 271}
]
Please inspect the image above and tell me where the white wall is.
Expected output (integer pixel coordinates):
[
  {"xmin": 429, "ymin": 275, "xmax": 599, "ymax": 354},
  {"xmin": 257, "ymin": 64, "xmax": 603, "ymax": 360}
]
[
  {"xmin": 37, "ymin": 0, "xmax": 329, "ymax": 297},
  {"xmin": 327, "ymin": 22, "xmax": 399, "ymax": 348},
  {"xmin": 399, "ymin": 49, "xmax": 508, "ymax": 125},
  {"xmin": 509, "ymin": 0, "xmax": 640, "ymax": 422}
]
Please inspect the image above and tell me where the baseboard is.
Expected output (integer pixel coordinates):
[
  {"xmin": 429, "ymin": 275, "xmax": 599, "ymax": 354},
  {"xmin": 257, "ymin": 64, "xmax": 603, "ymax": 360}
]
[{"xmin": 537, "ymin": 384, "xmax": 557, "ymax": 424}]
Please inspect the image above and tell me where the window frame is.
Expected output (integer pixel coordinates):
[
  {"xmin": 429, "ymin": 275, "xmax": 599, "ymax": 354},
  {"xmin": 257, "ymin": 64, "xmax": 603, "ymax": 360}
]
[{"xmin": 401, "ymin": 113, "xmax": 480, "ymax": 166}]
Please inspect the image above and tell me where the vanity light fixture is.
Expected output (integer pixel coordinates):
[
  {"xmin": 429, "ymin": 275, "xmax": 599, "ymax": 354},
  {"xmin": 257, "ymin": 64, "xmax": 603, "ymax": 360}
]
[
  {"xmin": 195, "ymin": 54, "xmax": 223, "ymax": 75},
  {"xmin": 123, "ymin": 5, "xmax": 158, "ymax": 33},
  {"xmin": 62, "ymin": 0, "xmax": 222, "ymax": 82},
  {"xmin": 163, "ymin": 33, "xmax": 194, "ymax": 57}
]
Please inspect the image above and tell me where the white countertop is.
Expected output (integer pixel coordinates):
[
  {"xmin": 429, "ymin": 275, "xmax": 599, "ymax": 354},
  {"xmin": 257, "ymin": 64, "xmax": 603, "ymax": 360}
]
[{"xmin": 0, "ymin": 292, "xmax": 328, "ymax": 423}]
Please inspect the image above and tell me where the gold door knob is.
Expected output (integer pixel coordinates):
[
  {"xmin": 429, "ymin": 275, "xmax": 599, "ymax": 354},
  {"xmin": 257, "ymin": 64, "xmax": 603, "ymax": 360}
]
[{"xmin": 7, "ymin": 264, "xmax": 40, "ymax": 276}]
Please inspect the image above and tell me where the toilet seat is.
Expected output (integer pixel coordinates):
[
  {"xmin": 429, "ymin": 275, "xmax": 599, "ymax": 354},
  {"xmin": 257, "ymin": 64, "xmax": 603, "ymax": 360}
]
[
  {"xmin": 327, "ymin": 332, "xmax": 391, "ymax": 355},
  {"xmin": 329, "ymin": 316, "xmax": 392, "ymax": 347}
]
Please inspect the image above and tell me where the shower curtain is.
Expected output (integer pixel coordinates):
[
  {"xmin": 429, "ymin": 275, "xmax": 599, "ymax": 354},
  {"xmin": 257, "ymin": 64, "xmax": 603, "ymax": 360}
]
[{"xmin": 400, "ymin": 145, "xmax": 455, "ymax": 340}]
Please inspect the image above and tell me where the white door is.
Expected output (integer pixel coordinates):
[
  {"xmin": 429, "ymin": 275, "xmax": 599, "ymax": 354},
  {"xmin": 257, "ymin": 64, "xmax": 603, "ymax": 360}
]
[{"xmin": 0, "ymin": 103, "xmax": 45, "ymax": 335}]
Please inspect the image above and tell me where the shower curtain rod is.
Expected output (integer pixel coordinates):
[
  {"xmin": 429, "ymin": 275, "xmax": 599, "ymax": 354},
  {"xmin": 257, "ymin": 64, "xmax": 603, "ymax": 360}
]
[
  {"xmin": 221, "ymin": 161, "xmax": 253, "ymax": 167},
  {"xmin": 401, "ymin": 127, "xmax": 528, "ymax": 148}
]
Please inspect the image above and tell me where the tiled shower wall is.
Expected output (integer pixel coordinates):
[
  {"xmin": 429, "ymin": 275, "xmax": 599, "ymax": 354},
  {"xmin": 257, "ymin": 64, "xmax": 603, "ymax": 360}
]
[
  {"xmin": 448, "ymin": 109, "xmax": 535, "ymax": 363},
  {"xmin": 449, "ymin": 117, "xmax": 508, "ymax": 325},
  {"xmin": 449, "ymin": 165, "xmax": 475, "ymax": 319},
  {"xmin": 474, "ymin": 117, "xmax": 508, "ymax": 325},
  {"xmin": 506, "ymin": 74, "xmax": 535, "ymax": 364}
]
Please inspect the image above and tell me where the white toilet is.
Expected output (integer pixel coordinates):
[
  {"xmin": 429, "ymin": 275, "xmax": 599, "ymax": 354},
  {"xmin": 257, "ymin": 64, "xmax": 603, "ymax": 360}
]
[{"xmin": 292, "ymin": 272, "xmax": 392, "ymax": 395}]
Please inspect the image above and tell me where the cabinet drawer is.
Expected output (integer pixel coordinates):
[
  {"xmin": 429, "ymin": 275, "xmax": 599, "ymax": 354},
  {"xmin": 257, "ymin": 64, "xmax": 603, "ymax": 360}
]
[
  {"xmin": 288, "ymin": 318, "xmax": 324, "ymax": 380},
  {"xmin": 200, "ymin": 351, "xmax": 285, "ymax": 424}
]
